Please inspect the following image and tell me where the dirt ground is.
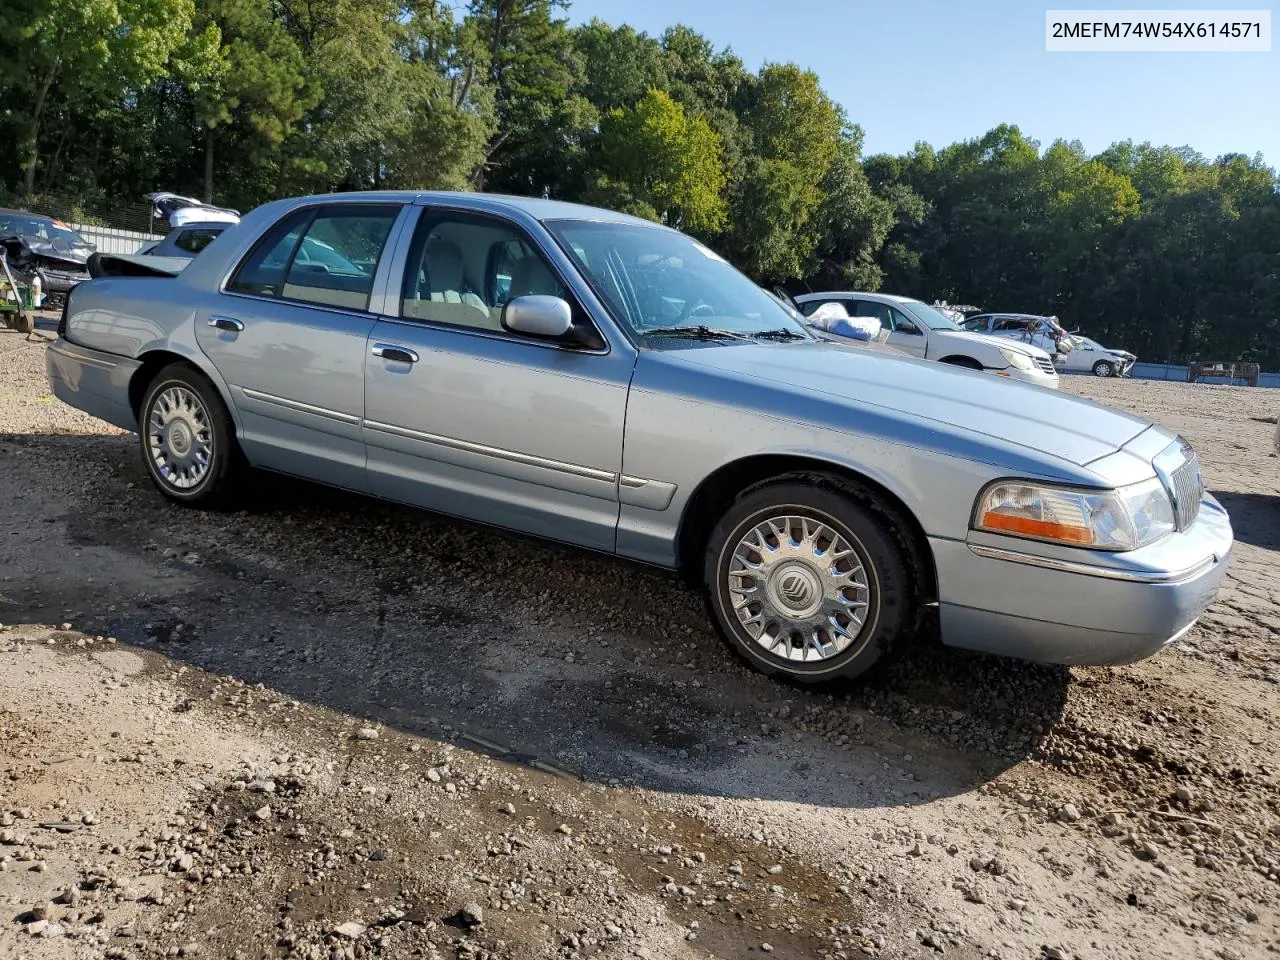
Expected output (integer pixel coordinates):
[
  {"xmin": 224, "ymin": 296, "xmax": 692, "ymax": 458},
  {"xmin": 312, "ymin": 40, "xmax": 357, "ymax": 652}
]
[{"xmin": 2, "ymin": 324, "xmax": 1278, "ymax": 960}]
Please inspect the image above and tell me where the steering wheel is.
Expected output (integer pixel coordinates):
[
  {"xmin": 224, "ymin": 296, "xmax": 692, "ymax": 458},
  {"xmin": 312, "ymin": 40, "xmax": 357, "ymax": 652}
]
[{"xmin": 684, "ymin": 301, "xmax": 716, "ymax": 320}]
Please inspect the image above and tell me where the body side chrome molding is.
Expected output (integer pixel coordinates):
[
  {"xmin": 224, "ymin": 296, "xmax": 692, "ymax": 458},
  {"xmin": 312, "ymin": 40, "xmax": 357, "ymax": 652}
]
[
  {"xmin": 239, "ymin": 387, "xmax": 362, "ymax": 425},
  {"xmin": 363, "ymin": 419, "xmax": 616, "ymax": 483},
  {"xmin": 968, "ymin": 543, "xmax": 1218, "ymax": 584}
]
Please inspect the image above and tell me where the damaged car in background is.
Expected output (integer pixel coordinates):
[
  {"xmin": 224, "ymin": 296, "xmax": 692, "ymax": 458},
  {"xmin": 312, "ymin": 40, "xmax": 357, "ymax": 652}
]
[{"xmin": 0, "ymin": 209, "xmax": 95, "ymax": 308}]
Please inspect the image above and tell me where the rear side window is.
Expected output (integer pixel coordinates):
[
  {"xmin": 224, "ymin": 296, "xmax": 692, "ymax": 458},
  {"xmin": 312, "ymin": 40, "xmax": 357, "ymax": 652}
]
[
  {"xmin": 227, "ymin": 204, "xmax": 401, "ymax": 311},
  {"xmin": 799, "ymin": 298, "xmax": 844, "ymax": 317},
  {"xmin": 174, "ymin": 228, "xmax": 222, "ymax": 254},
  {"xmin": 227, "ymin": 209, "xmax": 312, "ymax": 297}
]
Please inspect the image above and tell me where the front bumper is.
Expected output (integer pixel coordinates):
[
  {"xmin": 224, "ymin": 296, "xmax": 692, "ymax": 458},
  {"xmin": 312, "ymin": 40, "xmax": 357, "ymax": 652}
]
[
  {"xmin": 931, "ymin": 493, "xmax": 1233, "ymax": 665},
  {"xmin": 46, "ymin": 337, "xmax": 142, "ymax": 432},
  {"xmin": 1000, "ymin": 365, "xmax": 1060, "ymax": 390},
  {"xmin": 1112, "ymin": 354, "xmax": 1137, "ymax": 376}
]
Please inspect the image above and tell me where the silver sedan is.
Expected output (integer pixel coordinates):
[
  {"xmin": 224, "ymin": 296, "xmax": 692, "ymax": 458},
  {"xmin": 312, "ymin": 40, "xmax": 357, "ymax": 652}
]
[{"xmin": 46, "ymin": 191, "xmax": 1234, "ymax": 683}]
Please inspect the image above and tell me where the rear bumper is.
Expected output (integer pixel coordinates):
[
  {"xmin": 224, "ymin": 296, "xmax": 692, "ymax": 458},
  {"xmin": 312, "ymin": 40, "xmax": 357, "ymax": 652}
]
[
  {"xmin": 45, "ymin": 337, "xmax": 141, "ymax": 432},
  {"xmin": 932, "ymin": 494, "xmax": 1234, "ymax": 665}
]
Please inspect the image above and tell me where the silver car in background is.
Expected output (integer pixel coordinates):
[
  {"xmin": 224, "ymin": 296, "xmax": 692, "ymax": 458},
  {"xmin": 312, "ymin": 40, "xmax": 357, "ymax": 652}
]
[{"xmin": 46, "ymin": 191, "xmax": 1233, "ymax": 683}]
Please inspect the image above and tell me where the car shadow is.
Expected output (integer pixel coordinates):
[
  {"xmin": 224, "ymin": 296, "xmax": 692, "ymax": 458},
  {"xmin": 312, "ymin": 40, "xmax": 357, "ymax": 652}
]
[
  {"xmin": 1212, "ymin": 490, "xmax": 1280, "ymax": 550},
  {"xmin": 1, "ymin": 430, "xmax": 1071, "ymax": 812}
]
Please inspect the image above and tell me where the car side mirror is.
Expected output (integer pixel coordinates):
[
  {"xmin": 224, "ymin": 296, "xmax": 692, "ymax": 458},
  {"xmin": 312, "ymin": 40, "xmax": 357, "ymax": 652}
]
[
  {"xmin": 502, "ymin": 294, "xmax": 605, "ymax": 349},
  {"xmin": 502, "ymin": 294, "xmax": 574, "ymax": 338}
]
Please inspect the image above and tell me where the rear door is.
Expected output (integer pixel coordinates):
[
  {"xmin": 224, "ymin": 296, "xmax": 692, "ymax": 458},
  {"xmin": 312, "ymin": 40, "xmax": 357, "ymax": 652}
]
[{"xmin": 194, "ymin": 201, "xmax": 407, "ymax": 490}]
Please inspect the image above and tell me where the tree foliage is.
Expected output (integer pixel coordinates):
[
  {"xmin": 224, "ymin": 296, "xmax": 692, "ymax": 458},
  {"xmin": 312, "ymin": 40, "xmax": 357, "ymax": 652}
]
[{"xmin": 0, "ymin": 2, "xmax": 1275, "ymax": 366}]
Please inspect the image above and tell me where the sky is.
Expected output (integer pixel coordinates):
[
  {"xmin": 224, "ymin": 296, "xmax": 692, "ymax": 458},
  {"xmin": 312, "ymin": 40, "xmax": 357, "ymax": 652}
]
[{"xmin": 565, "ymin": 0, "xmax": 1278, "ymax": 166}]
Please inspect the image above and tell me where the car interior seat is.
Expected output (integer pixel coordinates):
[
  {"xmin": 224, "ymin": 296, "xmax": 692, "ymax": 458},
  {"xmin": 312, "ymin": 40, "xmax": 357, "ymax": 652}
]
[{"xmin": 403, "ymin": 236, "xmax": 495, "ymax": 328}]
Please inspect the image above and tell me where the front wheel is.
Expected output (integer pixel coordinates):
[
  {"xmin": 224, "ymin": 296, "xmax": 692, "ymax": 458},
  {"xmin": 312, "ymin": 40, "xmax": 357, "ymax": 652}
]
[
  {"xmin": 1092, "ymin": 360, "xmax": 1115, "ymax": 378},
  {"xmin": 138, "ymin": 363, "xmax": 240, "ymax": 506},
  {"xmin": 703, "ymin": 479, "xmax": 918, "ymax": 683}
]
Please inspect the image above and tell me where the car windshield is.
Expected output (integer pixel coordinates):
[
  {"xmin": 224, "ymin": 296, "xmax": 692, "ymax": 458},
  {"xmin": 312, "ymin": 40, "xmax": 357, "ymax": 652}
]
[
  {"xmin": 544, "ymin": 219, "xmax": 814, "ymax": 341},
  {"xmin": 0, "ymin": 214, "xmax": 86, "ymax": 245},
  {"xmin": 899, "ymin": 298, "xmax": 963, "ymax": 331}
]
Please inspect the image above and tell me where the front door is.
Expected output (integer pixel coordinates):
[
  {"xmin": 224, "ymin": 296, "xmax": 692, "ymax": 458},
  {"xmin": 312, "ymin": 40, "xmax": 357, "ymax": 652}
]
[
  {"xmin": 195, "ymin": 201, "xmax": 406, "ymax": 490},
  {"xmin": 850, "ymin": 299, "xmax": 927, "ymax": 357},
  {"xmin": 362, "ymin": 207, "xmax": 635, "ymax": 552}
]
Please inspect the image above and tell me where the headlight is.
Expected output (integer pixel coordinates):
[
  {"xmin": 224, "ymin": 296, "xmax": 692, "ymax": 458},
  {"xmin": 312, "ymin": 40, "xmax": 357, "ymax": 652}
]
[
  {"xmin": 998, "ymin": 347, "xmax": 1035, "ymax": 371},
  {"xmin": 974, "ymin": 477, "xmax": 1175, "ymax": 550}
]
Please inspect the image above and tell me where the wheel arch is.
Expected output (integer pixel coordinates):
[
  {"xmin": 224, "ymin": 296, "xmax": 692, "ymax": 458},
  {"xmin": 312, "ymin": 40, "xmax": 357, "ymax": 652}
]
[
  {"xmin": 675, "ymin": 453, "xmax": 938, "ymax": 605},
  {"xmin": 937, "ymin": 354, "xmax": 984, "ymax": 370},
  {"xmin": 128, "ymin": 345, "xmax": 238, "ymax": 429}
]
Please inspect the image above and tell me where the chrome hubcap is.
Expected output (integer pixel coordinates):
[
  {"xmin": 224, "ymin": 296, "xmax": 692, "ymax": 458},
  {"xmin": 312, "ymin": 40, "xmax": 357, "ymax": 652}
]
[
  {"xmin": 147, "ymin": 386, "xmax": 213, "ymax": 490},
  {"xmin": 727, "ymin": 514, "xmax": 872, "ymax": 662}
]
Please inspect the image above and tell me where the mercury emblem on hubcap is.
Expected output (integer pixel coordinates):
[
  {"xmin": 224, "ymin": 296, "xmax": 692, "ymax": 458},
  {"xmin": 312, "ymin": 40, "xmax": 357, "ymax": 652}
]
[{"xmin": 779, "ymin": 570, "xmax": 815, "ymax": 609}]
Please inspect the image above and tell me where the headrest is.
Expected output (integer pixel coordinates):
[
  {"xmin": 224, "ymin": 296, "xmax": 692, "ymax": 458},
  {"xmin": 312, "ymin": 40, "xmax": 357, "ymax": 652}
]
[
  {"xmin": 509, "ymin": 254, "xmax": 562, "ymax": 298},
  {"xmin": 425, "ymin": 237, "xmax": 464, "ymax": 291}
]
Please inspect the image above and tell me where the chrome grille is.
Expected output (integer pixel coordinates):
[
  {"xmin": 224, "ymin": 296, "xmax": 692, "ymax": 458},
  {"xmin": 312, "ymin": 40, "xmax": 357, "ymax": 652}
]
[
  {"xmin": 1153, "ymin": 438, "xmax": 1203, "ymax": 531},
  {"xmin": 1035, "ymin": 356, "xmax": 1057, "ymax": 375},
  {"xmin": 1170, "ymin": 452, "xmax": 1203, "ymax": 529}
]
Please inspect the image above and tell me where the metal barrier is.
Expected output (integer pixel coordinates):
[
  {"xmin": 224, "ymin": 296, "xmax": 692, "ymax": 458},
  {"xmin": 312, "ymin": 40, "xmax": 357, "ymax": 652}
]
[
  {"xmin": 1126, "ymin": 361, "xmax": 1280, "ymax": 388},
  {"xmin": 68, "ymin": 222, "xmax": 162, "ymax": 254}
]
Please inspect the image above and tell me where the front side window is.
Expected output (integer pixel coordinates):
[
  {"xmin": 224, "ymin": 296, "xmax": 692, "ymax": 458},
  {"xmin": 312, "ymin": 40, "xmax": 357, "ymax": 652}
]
[
  {"xmin": 852, "ymin": 300, "xmax": 921, "ymax": 335},
  {"xmin": 227, "ymin": 204, "xmax": 400, "ymax": 311},
  {"xmin": 400, "ymin": 210, "xmax": 573, "ymax": 335},
  {"xmin": 544, "ymin": 219, "xmax": 813, "ymax": 342}
]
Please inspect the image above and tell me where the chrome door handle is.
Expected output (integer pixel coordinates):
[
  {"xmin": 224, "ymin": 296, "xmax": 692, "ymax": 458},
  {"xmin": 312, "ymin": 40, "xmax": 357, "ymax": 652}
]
[
  {"xmin": 371, "ymin": 343, "xmax": 419, "ymax": 364},
  {"xmin": 208, "ymin": 315, "xmax": 244, "ymax": 333}
]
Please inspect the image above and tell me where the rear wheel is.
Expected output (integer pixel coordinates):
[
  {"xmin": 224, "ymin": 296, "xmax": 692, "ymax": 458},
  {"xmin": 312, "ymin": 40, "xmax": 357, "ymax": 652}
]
[
  {"xmin": 703, "ymin": 478, "xmax": 918, "ymax": 683},
  {"xmin": 138, "ymin": 363, "xmax": 240, "ymax": 507},
  {"xmin": 1092, "ymin": 360, "xmax": 1115, "ymax": 378}
]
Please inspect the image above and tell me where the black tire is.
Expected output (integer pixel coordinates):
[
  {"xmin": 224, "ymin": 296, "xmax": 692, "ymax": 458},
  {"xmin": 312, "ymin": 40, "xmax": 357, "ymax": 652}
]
[
  {"xmin": 703, "ymin": 477, "xmax": 918, "ymax": 684},
  {"xmin": 1092, "ymin": 360, "xmax": 1115, "ymax": 378},
  {"xmin": 138, "ymin": 362, "xmax": 240, "ymax": 507},
  {"xmin": 939, "ymin": 356, "xmax": 983, "ymax": 370}
]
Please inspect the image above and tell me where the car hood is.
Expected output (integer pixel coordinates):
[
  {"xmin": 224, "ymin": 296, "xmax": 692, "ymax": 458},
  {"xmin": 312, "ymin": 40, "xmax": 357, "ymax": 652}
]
[
  {"xmin": 933, "ymin": 328, "xmax": 1049, "ymax": 357},
  {"xmin": 3, "ymin": 233, "xmax": 95, "ymax": 266},
  {"xmin": 665, "ymin": 341, "xmax": 1152, "ymax": 467}
]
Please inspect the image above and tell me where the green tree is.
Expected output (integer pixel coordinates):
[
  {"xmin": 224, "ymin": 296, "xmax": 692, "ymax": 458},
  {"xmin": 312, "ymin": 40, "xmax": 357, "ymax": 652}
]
[
  {"xmin": 724, "ymin": 63, "xmax": 843, "ymax": 280},
  {"xmin": 8, "ymin": 0, "xmax": 199, "ymax": 194},
  {"xmin": 585, "ymin": 88, "xmax": 727, "ymax": 233},
  {"xmin": 466, "ymin": 0, "xmax": 594, "ymax": 196}
]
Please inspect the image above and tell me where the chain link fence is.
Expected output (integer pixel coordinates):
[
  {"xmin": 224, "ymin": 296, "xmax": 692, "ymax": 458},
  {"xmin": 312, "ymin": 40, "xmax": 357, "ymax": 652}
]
[{"xmin": 0, "ymin": 189, "xmax": 166, "ymax": 254}]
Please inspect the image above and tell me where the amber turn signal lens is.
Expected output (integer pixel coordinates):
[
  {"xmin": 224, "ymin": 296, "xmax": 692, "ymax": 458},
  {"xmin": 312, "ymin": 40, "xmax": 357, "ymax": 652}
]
[{"xmin": 977, "ymin": 510, "xmax": 1095, "ymax": 544}]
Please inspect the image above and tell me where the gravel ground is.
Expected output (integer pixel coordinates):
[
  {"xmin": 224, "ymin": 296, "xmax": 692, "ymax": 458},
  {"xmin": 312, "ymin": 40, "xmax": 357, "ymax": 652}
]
[{"xmin": 2, "ymin": 325, "xmax": 1279, "ymax": 960}]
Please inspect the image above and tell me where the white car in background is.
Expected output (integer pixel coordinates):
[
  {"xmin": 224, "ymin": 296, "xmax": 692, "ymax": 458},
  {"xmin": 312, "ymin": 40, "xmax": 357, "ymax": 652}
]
[
  {"xmin": 961, "ymin": 313, "xmax": 1137, "ymax": 378},
  {"xmin": 1059, "ymin": 336, "xmax": 1138, "ymax": 378},
  {"xmin": 794, "ymin": 291, "xmax": 1060, "ymax": 388}
]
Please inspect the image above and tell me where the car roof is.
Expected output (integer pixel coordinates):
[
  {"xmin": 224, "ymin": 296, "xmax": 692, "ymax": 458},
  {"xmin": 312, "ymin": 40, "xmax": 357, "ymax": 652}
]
[
  {"xmin": 0, "ymin": 208, "xmax": 55, "ymax": 223},
  {"xmin": 286, "ymin": 190, "xmax": 662, "ymax": 228},
  {"xmin": 794, "ymin": 291, "xmax": 920, "ymax": 304},
  {"xmin": 972, "ymin": 312, "xmax": 1050, "ymax": 320}
]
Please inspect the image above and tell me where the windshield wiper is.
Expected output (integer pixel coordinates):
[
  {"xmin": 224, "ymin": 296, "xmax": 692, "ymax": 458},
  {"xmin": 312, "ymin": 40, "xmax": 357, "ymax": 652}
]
[
  {"xmin": 641, "ymin": 325, "xmax": 750, "ymax": 341},
  {"xmin": 751, "ymin": 328, "xmax": 809, "ymax": 341}
]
